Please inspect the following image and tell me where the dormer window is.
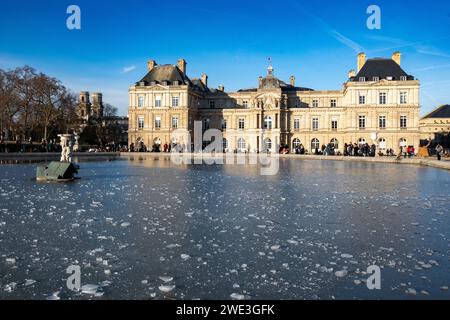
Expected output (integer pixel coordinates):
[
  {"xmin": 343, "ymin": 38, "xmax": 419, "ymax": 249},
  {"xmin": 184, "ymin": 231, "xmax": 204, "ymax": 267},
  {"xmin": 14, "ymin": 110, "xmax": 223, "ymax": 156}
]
[
  {"xmin": 173, "ymin": 81, "xmax": 179, "ymax": 86},
  {"xmin": 150, "ymin": 81, "xmax": 157, "ymax": 86},
  {"xmin": 373, "ymin": 77, "xmax": 379, "ymax": 82},
  {"xmin": 359, "ymin": 77, "xmax": 366, "ymax": 82},
  {"xmin": 139, "ymin": 81, "xmax": 146, "ymax": 86},
  {"xmin": 400, "ymin": 76, "xmax": 407, "ymax": 81},
  {"xmin": 386, "ymin": 76, "xmax": 393, "ymax": 81},
  {"xmin": 162, "ymin": 81, "xmax": 168, "ymax": 86}
]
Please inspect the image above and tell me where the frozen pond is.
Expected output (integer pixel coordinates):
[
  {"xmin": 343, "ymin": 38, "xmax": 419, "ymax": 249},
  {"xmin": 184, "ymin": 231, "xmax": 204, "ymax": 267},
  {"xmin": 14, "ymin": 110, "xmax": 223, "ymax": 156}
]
[{"xmin": 1, "ymin": 157, "xmax": 450, "ymax": 300}]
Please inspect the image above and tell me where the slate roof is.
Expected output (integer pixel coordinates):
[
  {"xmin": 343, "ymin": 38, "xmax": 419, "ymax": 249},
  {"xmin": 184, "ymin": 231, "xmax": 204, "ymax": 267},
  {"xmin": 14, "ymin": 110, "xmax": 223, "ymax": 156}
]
[
  {"xmin": 423, "ymin": 105, "xmax": 450, "ymax": 119},
  {"xmin": 137, "ymin": 65, "xmax": 191, "ymax": 86},
  {"xmin": 351, "ymin": 58, "xmax": 414, "ymax": 81}
]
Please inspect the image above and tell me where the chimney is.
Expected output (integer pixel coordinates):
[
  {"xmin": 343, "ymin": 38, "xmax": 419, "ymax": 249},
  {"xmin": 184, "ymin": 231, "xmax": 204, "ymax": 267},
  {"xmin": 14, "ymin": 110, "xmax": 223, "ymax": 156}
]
[
  {"xmin": 258, "ymin": 76, "xmax": 263, "ymax": 87},
  {"xmin": 201, "ymin": 73, "xmax": 208, "ymax": 87},
  {"xmin": 147, "ymin": 60, "xmax": 156, "ymax": 72},
  {"xmin": 177, "ymin": 58, "xmax": 187, "ymax": 74},
  {"xmin": 357, "ymin": 52, "xmax": 366, "ymax": 72},
  {"xmin": 348, "ymin": 69, "xmax": 356, "ymax": 78},
  {"xmin": 392, "ymin": 51, "xmax": 401, "ymax": 66},
  {"xmin": 218, "ymin": 85, "xmax": 225, "ymax": 92},
  {"xmin": 290, "ymin": 76, "xmax": 296, "ymax": 86}
]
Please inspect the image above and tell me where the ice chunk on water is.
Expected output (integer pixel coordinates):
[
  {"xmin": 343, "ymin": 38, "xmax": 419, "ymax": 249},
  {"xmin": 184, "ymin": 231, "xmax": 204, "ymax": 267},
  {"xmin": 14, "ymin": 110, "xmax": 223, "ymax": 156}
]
[
  {"xmin": 181, "ymin": 254, "xmax": 190, "ymax": 261},
  {"xmin": 159, "ymin": 276, "xmax": 174, "ymax": 283},
  {"xmin": 81, "ymin": 284, "xmax": 101, "ymax": 295},
  {"xmin": 46, "ymin": 292, "xmax": 61, "ymax": 300},
  {"xmin": 230, "ymin": 293, "xmax": 246, "ymax": 300},
  {"xmin": 120, "ymin": 222, "xmax": 131, "ymax": 228},
  {"xmin": 335, "ymin": 270, "xmax": 348, "ymax": 278},
  {"xmin": 159, "ymin": 285, "xmax": 175, "ymax": 293}
]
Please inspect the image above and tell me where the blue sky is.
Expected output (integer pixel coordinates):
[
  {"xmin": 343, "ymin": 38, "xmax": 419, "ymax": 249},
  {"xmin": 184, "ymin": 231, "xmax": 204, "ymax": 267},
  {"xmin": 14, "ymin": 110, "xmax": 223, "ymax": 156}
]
[{"xmin": 1, "ymin": 0, "xmax": 450, "ymax": 116}]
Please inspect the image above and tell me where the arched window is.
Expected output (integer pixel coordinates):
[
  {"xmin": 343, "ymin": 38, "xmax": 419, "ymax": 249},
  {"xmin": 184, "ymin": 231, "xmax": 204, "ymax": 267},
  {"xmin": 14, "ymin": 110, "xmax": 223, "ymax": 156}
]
[
  {"xmin": 263, "ymin": 138, "xmax": 272, "ymax": 151},
  {"xmin": 358, "ymin": 138, "xmax": 366, "ymax": 146},
  {"xmin": 330, "ymin": 138, "xmax": 339, "ymax": 149},
  {"xmin": 292, "ymin": 138, "xmax": 301, "ymax": 149},
  {"xmin": 311, "ymin": 138, "xmax": 320, "ymax": 151},
  {"xmin": 399, "ymin": 138, "xmax": 407, "ymax": 147},
  {"xmin": 263, "ymin": 116, "xmax": 273, "ymax": 130},
  {"xmin": 379, "ymin": 138, "xmax": 386, "ymax": 150},
  {"xmin": 237, "ymin": 138, "xmax": 246, "ymax": 150}
]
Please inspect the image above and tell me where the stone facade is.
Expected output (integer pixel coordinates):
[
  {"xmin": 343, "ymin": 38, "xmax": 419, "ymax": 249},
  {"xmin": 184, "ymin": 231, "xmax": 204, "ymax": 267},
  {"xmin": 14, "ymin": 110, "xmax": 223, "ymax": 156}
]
[
  {"xmin": 128, "ymin": 52, "xmax": 421, "ymax": 154},
  {"xmin": 419, "ymin": 105, "xmax": 450, "ymax": 141}
]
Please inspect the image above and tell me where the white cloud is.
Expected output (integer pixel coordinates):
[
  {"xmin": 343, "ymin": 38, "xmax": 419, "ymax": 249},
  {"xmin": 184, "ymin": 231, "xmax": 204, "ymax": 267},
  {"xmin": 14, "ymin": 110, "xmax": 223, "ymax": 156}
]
[{"xmin": 122, "ymin": 65, "xmax": 136, "ymax": 73}]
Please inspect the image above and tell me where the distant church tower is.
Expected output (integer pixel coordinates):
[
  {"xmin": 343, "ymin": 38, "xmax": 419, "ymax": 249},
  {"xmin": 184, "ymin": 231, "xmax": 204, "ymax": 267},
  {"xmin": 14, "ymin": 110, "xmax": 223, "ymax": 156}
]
[
  {"xmin": 77, "ymin": 91, "xmax": 104, "ymax": 121},
  {"xmin": 77, "ymin": 91, "xmax": 91, "ymax": 120},
  {"xmin": 91, "ymin": 92, "xmax": 104, "ymax": 118}
]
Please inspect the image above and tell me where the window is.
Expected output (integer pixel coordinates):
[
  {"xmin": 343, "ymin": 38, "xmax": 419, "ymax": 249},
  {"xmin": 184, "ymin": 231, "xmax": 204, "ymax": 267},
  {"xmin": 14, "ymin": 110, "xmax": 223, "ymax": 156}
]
[
  {"xmin": 400, "ymin": 76, "xmax": 407, "ymax": 81},
  {"xmin": 263, "ymin": 116, "xmax": 273, "ymax": 130},
  {"xmin": 312, "ymin": 118, "xmax": 319, "ymax": 131},
  {"xmin": 237, "ymin": 138, "xmax": 246, "ymax": 150},
  {"xmin": 221, "ymin": 118, "xmax": 227, "ymax": 130},
  {"xmin": 330, "ymin": 138, "xmax": 339, "ymax": 149},
  {"xmin": 379, "ymin": 115, "xmax": 386, "ymax": 129},
  {"xmin": 400, "ymin": 92, "xmax": 408, "ymax": 104},
  {"xmin": 358, "ymin": 138, "xmax": 366, "ymax": 146},
  {"xmin": 172, "ymin": 95, "xmax": 179, "ymax": 107},
  {"xmin": 292, "ymin": 138, "xmax": 301, "ymax": 149},
  {"xmin": 373, "ymin": 77, "xmax": 379, "ymax": 82},
  {"xmin": 379, "ymin": 92, "xmax": 387, "ymax": 105},
  {"xmin": 399, "ymin": 138, "xmax": 407, "ymax": 147},
  {"xmin": 154, "ymin": 116, "xmax": 161, "ymax": 129},
  {"xmin": 243, "ymin": 100, "xmax": 248, "ymax": 108},
  {"xmin": 331, "ymin": 119, "xmax": 338, "ymax": 130},
  {"xmin": 330, "ymin": 99, "xmax": 337, "ymax": 108},
  {"xmin": 209, "ymin": 100, "xmax": 215, "ymax": 109},
  {"xmin": 264, "ymin": 138, "xmax": 272, "ymax": 151},
  {"xmin": 238, "ymin": 118, "xmax": 245, "ymax": 130},
  {"xmin": 311, "ymin": 138, "xmax": 320, "ymax": 151},
  {"xmin": 172, "ymin": 116, "xmax": 179, "ymax": 129},
  {"xmin": 379, "ymin": 138, "xmax": 386, "ymax": 151},
  {"xmin": 138, "ymin": 117, "xmax": 144, "ymax": 130},
  {"xmin": 155, "ymin": 96, "xmax": 162, "ymax": 107},
  {"xmin": 359, "ymin": 77, "xmax": 366, "ymax": 82},
  {"xmin": 312, "ymin": 100, "xmax": 319, "ymax": 108},
  {"xmin": 400, "ymin": 116, "xmax": 407, "ymax": 129},
  {"xmin": 223, "ymin": 138, "xmax": 228, "ymax": 151},
  {"xmin": 359, "ymin": 95, "xmax": 366, "ymax": 105},
  {"xmin": 138, "ymin": 96, "xmax": 144, "ymax": 108},
  {"xmin": 359, "ymin": 115, "xmax": 366, "ymax": 129},
  {"xmin": 294, "ymin": 118, "xmax": 300, "ymax": 131}
]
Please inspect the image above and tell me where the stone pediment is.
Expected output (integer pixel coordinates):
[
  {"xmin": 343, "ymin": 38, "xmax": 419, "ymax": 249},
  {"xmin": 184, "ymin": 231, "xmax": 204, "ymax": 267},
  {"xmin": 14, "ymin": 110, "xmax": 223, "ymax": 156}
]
[{"xmin": 252, "ymin": 93, "xmax": 282, "ymax": 110}]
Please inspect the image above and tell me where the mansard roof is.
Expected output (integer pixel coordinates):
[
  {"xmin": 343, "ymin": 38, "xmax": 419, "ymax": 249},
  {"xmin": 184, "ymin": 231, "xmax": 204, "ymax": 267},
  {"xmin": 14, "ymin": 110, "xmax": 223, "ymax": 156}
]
[
  {"xmin": 137, "ymin": 65, "xmax": 191, "ymax": 86},
  {"xmin": 352, "ymin": 58, "xmax": 414, "ymax": 81},
  {"xmin": 423, "ymin": 105, "xmax": 450, "ymax": 119}
]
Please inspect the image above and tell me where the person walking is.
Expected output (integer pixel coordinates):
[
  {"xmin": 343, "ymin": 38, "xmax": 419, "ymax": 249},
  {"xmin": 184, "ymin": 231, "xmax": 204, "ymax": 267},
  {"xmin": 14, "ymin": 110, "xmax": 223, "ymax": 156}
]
[{"xmin": 436, "ymin": 144, "xmax": 444, "ymax": 161}]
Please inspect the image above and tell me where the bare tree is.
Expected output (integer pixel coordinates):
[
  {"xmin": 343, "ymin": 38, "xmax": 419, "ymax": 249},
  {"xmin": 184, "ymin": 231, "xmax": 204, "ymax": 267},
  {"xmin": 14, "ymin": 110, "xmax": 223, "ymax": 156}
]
[{"xmin": 103, "ymin": 103, "xmax": 118, "ymax": 117}]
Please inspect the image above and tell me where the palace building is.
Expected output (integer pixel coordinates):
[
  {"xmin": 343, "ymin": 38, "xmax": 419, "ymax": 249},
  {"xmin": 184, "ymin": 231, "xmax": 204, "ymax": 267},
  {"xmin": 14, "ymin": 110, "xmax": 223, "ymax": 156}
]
[{"xmin": 128, "ymin": 52, "xmax": 421, "ymax": 154}]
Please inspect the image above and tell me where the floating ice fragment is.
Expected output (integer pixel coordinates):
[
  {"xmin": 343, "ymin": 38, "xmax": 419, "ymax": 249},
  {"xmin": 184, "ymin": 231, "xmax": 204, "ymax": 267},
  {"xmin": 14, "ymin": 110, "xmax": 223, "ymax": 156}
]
[
  {"xmin": 159, "ymin": 276, "xmax": 174, "ymax": 283},
  {"xmin": 270, "ymin": 245, "xmax": 280, "ymax": 251},
  {"xmin": 120, "ymin": 222, "xmax": 131, "ymax": 228},
  {"xmin": 81, "ymin": 284, "xmax": 101, "ymax": 295},
  {"xmin": 341, "ymin": 254, "xmax": 353, "ymax": 259},
  {"xmin": 230, "ymin": 293, "xmax": 246, "ymax": 300},
  {"xmin": 159, "ymin": 285, "xmax": 175, "ymax": 293},
  {"xmin": 6, "ymin": 258, "xmax": 16, "ymax": 264},
  {"xmin": 24, "ymin": 279, "xmax": 36, "ymax": 286},
  {"xmin": 46, "ymin": 292, "xmax": 61, "ymax": 300},
  {"xmin": 335, "ymin": 270, "xmax": 348, "ymax": 278},
  {"xmin": 181, "ymin": 254, "xmax": 190, "ymax": 261}
]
